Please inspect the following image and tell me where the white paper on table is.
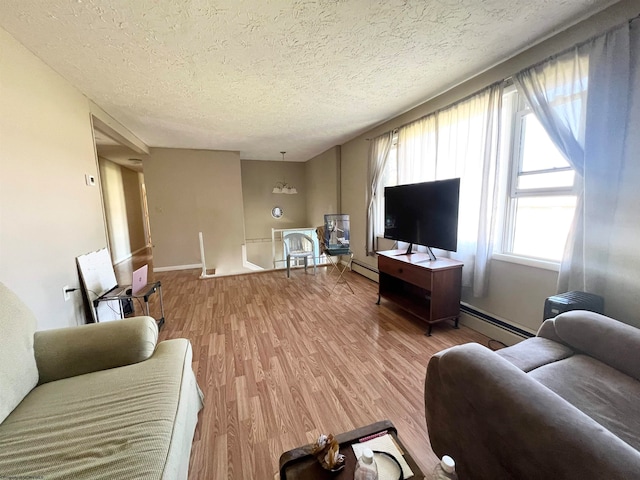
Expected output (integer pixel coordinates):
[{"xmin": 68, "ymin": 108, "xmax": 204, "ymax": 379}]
[{"xmin": 351, "ymin": 434, "xmax": 414, "ymax": 479}]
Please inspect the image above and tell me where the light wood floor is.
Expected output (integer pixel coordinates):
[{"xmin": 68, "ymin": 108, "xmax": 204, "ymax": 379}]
[{"xmin": 141, "ymin": 263, "xmax": 489, "ymax": 478}]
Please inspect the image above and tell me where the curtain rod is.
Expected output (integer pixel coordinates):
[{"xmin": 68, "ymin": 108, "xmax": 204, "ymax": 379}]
[
  {"xmin": 514, "ymin": 12, "xmax": 639, "ymax": 75},
  {"xmin": 367, "ymin": 12, "xmax": 639, "ymax": 143},
  {"xmin": 367, "ymin": 80, "xmax": 503, "ymax": 141}
]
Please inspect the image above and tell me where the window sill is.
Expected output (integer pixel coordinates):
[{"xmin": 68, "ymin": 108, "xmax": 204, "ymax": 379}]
[{"xmin": 492, "ymin": 253, "xmax": 560, "ymax": 272}]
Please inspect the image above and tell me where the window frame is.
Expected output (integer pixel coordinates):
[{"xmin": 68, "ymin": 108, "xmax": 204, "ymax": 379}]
[{"xmin": 500, "ymin": 87, "xmax": 579, "ymax": 262}]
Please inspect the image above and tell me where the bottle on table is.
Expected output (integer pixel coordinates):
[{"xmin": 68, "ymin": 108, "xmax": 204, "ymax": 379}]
[
  {"xmin": 354, "ymin": 448, "xmax": 378, "ymax": 480},
  {"xmin": 433, "ymin": 455, "xmax": 458, "ymax": 479}
]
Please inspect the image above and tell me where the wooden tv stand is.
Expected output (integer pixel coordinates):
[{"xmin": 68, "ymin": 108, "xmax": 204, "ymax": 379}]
[{"xmin": 376, "ymin": 249, "xmax": 463, "ymax": 335}]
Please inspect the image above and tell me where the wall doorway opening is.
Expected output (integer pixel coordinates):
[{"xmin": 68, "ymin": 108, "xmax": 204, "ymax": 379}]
[{"xmin": 91, "ymin": 120, "xmax": 153, "ymax": 285}]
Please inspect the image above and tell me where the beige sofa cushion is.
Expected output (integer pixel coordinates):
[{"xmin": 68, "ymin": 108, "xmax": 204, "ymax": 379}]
[
  {"xmin": 0, "ymin": 282, "xmax": 39, "ymax": 423},
  {"xmin": 0, "ymin": 339, "xmax": 202, "ymax": 480}
]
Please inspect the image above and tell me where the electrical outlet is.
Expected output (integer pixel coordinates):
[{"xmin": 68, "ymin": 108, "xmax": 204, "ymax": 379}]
[{"xmin": 63, "ymin": 285, "xmax": 71, "ymax": 302}]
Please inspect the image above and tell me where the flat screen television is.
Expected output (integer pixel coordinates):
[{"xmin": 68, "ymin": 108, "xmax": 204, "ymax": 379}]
[{"xmin": 384, "ymin": 178, "xmax": 460, "ymax": 260}]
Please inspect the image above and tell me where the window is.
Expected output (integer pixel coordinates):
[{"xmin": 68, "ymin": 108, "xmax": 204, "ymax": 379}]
[
  {"xmin": 500, "ymin": 87, "xmax": 578, "ymax": 262},
  {"xmin": 371, "ymin": 82, "xmax": 580, "ymax": 272}
]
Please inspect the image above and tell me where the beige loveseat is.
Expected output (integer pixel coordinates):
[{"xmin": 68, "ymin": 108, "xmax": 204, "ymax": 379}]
[
  {"xmin": 425, "ymin": 310, "xmax": 640, "ymax": 479},
  {"xmin": 0, "ymin": 282, "xmax": 203, "ymax": 479}
]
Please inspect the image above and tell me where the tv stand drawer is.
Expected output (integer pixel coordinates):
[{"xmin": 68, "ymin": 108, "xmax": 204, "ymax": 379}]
[{"xmin": 378, "ymin": 255, "xmax": 430, "ymax": 290}]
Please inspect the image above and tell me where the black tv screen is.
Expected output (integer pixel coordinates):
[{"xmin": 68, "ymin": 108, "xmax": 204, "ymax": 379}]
[{"xmin": 384, "ymin": 178, "xmax": 460, "ymax": 252}]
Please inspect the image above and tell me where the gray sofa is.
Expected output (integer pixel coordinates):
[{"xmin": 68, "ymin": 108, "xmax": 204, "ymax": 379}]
[
  {"xmin": 425, "ymin": 310, "xmax": 640, "ymax": 479},
  {"xmin": 0, "ymin": 282, "xmax": 203, "ymax": 479}
]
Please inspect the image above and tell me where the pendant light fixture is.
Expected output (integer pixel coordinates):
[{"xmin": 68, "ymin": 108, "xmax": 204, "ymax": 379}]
[{"xmin": 272, "ymin": 151, "xmax": 298, "ymax": 194}]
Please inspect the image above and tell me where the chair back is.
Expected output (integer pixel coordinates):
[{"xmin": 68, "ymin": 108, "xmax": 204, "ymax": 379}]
[{"xmin": 283, "ymin": 233, "xmax": 314, "ymax": 256}]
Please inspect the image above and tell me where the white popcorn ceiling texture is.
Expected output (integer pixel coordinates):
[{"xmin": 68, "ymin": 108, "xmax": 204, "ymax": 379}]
[{"xmin": 0, "ymin": 0, "xmax": 612, "ymax": 161}]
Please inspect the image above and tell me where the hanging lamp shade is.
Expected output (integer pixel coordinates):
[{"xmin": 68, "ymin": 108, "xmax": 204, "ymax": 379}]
[{"xmin": 272, "ymin": 151, "xmax": 297, "ymax": 194}]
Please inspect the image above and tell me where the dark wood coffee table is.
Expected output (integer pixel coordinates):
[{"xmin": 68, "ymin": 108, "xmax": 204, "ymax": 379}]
[{"xmin": 278, "ymin": 420, "xmax": 425, "ymax": 479}]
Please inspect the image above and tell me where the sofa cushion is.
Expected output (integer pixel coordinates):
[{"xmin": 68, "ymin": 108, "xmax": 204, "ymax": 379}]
[
  {"xmin": 554, "ymin": 310, "xmax": 640, "ymax": 381},
  {"xmin": 0, "ymin": 339, "xmax": 202, "ymax": 479},
  {"xmin": 496, "ymin": 337, "xmax": 574, "ymax": 372},
  {"xmin": 0, "ymin": 282, "xmax": 39, "ymax": 423},
  {"xmin": 529, "ymin": 354, "xmax": 640, "ymax": 452}
]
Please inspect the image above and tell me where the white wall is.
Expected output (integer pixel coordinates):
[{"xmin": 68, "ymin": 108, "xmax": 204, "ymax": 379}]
[
  {"xmin": 0, "ymin": 27, "xmax": 107, "ymax": 329},
  {"xmin": 340, "ymin": 1, "xmax": 640, "ymax": 339}
]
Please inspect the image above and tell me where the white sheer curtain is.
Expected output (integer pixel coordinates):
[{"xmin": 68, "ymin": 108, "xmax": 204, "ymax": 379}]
[
  {"xmin": 396, "ymin": 85, "xmax": 503, "ymax": 296},
  {"xmin": 397, "ymin": 114, "xmax": 436, "ymax": 184},
  {"xmin": 514, "ymin": 22, "xmax": 632, "ymax": 294},
  {"xmin": 366, "ymin": 132, "xmax": 393, "ymax": 255}
]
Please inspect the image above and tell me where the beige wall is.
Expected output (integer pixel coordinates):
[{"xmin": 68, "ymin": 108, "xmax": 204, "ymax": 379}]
[
  {"xmin": 144, "ymin": 148, "xmax": 249, "ymax": 275},
  {"xmin": 241, "ymin": 150, "xmax": 340, "ymax": 270},
  {"xmin": 0, "ymin": 27, "xmax": 107, "ymax": 329},
  {"xmin": 340, "ymin": 0, "xmax": 640, "ymax": 337},
  {"xmin": 241, "ymin": 159, "xmax": 307, "ymax": 269},
  {"xmin": 305, "ymin": 146, "xmax": 341, "ymax": 229},
  {"xmin": 241, "ymin": 159, "xmax": 308, "ymax": 239},
  {"xmin": 341, "ymin": 140, "xmax": 370, "ymax": 262},
  {"xmin": 98, "ymin": 157, "xmax": 146, "ymax": 264}
]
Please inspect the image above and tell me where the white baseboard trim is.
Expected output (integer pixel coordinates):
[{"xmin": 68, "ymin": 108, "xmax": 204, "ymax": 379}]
[{"xmin": 153, "ymin": 263, "xmax": 202, "ymax": 272}]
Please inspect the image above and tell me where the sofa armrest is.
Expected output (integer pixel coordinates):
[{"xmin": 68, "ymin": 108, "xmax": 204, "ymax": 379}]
[
  {"xmin": 553, "ymin": 310, "xmax": 640, "ymax": 381},
  {"xmin": 425, "ymin": 342, "xmax": 640, "ymax": 479},
  {"xmin": 34, "ymin": 316, "xmax": 158, "ymax": 385}
]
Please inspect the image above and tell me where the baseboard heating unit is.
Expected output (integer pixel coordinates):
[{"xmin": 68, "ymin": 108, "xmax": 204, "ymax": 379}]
[
  {"xmin": 351, "ymin": 259, "xmax": 378, "ymax": 274},
  {"xmin": 460, "ymin": 304, "xmax": 534, "ymax": 339}
]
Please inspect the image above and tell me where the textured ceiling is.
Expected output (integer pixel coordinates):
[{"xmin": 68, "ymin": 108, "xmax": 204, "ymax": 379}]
[{"xmin": 0, "ymin": 0, "xmax": 615, "ymax": 161}]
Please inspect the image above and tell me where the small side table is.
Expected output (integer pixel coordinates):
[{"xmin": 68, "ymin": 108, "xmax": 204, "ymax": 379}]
[{"xmin": 93, "ymin": 281, "xmax": 165, "ymax": 329}]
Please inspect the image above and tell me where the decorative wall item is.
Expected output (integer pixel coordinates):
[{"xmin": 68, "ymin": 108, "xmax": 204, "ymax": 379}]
[{"xmin": 271, "ymin": 206, "xmax": 284, "ymax": 218}]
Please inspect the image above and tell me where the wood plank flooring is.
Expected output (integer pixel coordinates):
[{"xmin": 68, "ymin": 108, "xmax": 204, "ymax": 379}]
[{"xmin": 151, "ymin": 266, "xmax": 489, "ymax": 479}]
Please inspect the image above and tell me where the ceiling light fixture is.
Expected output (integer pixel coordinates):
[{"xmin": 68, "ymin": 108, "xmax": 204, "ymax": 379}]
[{"xmin": 272, "ymin": 151, "xmax": 297, "ymax": 194}]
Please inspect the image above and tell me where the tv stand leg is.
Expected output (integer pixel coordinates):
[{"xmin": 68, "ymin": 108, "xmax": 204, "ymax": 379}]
[
  {"xmin": 454, "ymin": 317, "xmax": 460, "ymax": 329},
  {"xmin": 376, "ymin": 293, "xmax": 381, "ymax": 305},
  {"xmin": 425, "ymin": 324, "xmax": 432, "ymax": 336}
]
